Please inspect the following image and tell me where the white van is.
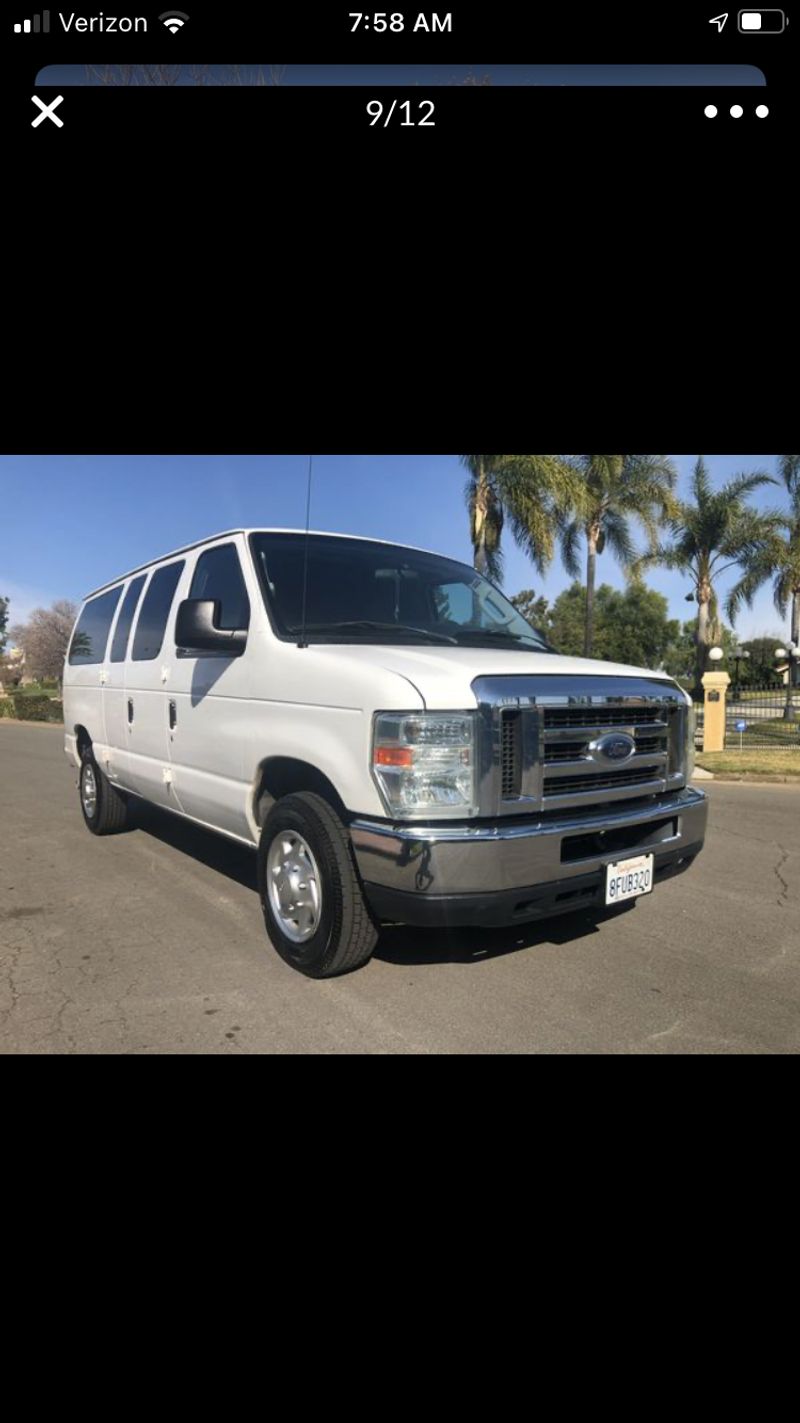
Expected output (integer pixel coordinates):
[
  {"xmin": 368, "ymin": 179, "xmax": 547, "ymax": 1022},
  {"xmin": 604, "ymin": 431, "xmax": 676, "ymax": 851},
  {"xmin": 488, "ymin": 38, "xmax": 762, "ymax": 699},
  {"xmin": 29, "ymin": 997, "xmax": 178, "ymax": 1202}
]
[{"xmin": 63, "ymin": 529, "xmax": 707, "ymax": 977}]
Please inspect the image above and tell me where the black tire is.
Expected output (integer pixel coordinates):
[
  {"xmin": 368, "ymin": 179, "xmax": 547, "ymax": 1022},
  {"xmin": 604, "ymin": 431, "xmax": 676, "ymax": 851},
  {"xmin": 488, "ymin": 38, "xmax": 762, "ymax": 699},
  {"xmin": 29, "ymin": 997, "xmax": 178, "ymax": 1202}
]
[
  {"xmin": 79, "ymin": 744, "xmax": 129, "ymax": 836},
  {"xmin": 258, "ymin": 792, "xmax": 378, "ymax": 978}
]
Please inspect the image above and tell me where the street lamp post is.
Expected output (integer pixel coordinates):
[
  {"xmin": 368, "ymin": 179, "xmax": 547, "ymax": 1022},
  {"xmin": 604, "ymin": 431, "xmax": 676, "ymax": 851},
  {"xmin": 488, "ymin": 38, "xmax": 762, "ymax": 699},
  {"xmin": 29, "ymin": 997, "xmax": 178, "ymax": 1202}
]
[
  {"xmin": 731, "ymin": 645, "xmax": 750, "ymax": 697},
  {"xmin": 774, "ymin": 643, "xmax": 800, "ymax": 722}
]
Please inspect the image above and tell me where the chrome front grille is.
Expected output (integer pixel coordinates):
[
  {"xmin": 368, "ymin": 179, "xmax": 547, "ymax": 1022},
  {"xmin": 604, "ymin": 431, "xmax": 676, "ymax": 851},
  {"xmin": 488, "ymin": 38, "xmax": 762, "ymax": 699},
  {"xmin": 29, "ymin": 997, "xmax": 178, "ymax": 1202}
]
[
  {"xmin": 473, "ymin": 674, "xmax": 688, "ymax": 817},
  {"xmin": 543, "ymin": 765, "xmax": 665, "ymax": 797},
  {"xmin": 501, "ymin": 711, "xmax": 521, "ymax": 796},
  {"xmin": 540, "ymin": 702, "xmax": 671, "ymax": 806},
  {"xmin": 542, "ymin": 705, "xmax": 665, "ymax": 729},
  {"xmin": 543, "ymin": 731, "xmax": 664, "ymax": 762}
]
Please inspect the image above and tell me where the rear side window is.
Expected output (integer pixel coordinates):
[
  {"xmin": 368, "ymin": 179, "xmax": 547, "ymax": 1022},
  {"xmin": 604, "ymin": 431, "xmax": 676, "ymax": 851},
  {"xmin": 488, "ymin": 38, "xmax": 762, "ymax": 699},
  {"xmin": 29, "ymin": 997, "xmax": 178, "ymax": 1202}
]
[
  {"xmin": 69, "ymin": 587, "xmax": 122, "ymax": 665},
  {"xmin": 131, "ymin": 561, "xmax": 185, "ymax": 661},
  {"xmin": 110, "ymin": 574, "xmax": 146, "ymax": 662},
  {"xmin": 189, "ymin": 543, "xmax": 250, "ymax": 631}
]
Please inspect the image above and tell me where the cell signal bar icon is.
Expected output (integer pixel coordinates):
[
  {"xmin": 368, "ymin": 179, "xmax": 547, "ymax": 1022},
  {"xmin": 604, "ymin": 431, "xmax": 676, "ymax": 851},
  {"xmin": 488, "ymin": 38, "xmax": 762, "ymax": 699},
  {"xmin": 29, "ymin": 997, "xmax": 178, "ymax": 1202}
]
[{"xmin": 13, "ymin": 10, "xmax": 50, "ymax": 30}]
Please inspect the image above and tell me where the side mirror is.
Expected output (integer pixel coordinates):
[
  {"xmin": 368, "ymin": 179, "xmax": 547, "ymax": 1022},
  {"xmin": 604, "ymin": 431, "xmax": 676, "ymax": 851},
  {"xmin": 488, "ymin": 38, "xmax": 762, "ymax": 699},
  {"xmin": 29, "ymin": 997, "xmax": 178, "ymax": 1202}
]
[{"xmin": 175, "ymin": 599, "xmax": 247, "ymax": 656}]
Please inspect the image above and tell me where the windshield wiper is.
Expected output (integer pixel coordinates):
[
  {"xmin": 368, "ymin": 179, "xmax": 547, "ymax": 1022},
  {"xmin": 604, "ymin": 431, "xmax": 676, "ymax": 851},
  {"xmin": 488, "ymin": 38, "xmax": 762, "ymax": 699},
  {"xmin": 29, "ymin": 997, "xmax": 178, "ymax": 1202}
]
[
  {"xmin": 453, "ymin": 628, "xmax": 553, "ymax": 650},
  {"xmin": 294, "ymin": 620, "xmax": 458, "ymax": 645}
]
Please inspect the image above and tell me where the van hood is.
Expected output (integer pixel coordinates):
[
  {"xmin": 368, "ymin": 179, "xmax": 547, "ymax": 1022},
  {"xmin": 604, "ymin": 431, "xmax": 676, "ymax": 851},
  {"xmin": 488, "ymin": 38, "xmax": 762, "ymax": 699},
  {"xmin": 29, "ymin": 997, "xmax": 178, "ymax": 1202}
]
[{"xmin": 311, "ymin": 644, "xmax": 677, "ymax": 710}]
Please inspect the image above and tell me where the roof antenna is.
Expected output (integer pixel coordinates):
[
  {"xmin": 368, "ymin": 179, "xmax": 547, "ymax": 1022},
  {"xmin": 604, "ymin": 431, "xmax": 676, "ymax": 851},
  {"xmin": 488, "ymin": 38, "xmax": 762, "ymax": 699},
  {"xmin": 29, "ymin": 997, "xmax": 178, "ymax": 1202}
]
[{"xmin": 297, "ymin": 453, "xmax": 313, "ymax": 649}]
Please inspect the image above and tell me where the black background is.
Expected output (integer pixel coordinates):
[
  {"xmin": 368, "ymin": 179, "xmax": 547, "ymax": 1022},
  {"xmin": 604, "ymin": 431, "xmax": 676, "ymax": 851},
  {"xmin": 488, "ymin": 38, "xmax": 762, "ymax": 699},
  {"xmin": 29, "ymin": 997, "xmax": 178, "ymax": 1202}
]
[{"xmin": 4, "ymin": 0, "xmax": 794, "ymax": 456}]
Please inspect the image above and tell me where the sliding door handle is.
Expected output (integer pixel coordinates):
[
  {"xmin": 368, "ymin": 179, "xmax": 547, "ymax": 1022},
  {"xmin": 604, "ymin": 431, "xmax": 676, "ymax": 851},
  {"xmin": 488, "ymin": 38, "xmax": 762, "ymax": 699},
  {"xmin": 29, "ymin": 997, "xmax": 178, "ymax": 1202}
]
[
  {"xmin": 169, "ymin": 700, "xmax": 177, "ymax": 730},
  {"xmin": 127, "ymin": 698, "xmax": 134, "ymax": 725}
]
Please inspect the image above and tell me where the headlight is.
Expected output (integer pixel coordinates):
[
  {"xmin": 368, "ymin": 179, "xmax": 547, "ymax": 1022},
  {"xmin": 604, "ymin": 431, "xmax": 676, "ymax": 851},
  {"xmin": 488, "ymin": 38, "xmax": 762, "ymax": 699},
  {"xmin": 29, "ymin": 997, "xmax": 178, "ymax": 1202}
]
[
  {"xmin": 372, "ymin": 711, "xmax": 477, "ymax": 819},
  {"xmin": 685, "ymin": 703, "xmax": 696, "ymax": 781}
]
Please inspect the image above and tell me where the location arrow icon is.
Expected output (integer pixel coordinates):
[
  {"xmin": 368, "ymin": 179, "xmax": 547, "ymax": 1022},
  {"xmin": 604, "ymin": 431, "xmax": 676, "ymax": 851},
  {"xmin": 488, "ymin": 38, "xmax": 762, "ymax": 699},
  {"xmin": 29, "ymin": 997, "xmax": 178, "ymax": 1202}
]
[{"xmin": 709, "ymin": 13, "xmax": 728, "ymax": 30}]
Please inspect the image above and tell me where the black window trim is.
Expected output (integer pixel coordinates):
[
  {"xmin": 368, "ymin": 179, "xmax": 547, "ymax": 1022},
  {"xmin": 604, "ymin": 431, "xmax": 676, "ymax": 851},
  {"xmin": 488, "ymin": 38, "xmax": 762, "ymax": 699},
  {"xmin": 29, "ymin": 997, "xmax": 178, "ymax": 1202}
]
[
  {"xmin": 249, "ymin": 533, "xmax": 299, "ymax": 644},
  {"xmin": 68, "ymin": 584, "xmax": 124, "ymax": 666},
  {"xmin": 131, "ymin": 559, "xmax": 186, "ymax": 663},
  {"xmin": 109, "ymin": 572, "xmax": 147, "ymax": 664},
  {"xmin": 187, "ymin": 540, "xmax": 251, "ymax": 632}
]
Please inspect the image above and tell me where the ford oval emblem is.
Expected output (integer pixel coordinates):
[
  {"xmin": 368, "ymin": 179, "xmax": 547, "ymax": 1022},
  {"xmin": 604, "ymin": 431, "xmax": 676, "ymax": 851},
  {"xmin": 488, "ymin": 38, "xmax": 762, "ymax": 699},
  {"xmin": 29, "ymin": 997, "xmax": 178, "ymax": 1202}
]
[{"xmin": 589, "ymin": 732, "xmax": 636, "ymax": 764}]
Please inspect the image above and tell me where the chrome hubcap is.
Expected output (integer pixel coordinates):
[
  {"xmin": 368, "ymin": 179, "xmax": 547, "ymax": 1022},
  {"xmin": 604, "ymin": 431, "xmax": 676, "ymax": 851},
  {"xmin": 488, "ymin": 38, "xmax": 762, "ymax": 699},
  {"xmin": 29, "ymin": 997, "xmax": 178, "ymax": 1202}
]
[
  {"xmin": 267, "ymin": 832, "xmax": 321, "ymax": 944},
  {"xmin": 81, "ymin": 762, "xmax": 98, "ymax": 818}
]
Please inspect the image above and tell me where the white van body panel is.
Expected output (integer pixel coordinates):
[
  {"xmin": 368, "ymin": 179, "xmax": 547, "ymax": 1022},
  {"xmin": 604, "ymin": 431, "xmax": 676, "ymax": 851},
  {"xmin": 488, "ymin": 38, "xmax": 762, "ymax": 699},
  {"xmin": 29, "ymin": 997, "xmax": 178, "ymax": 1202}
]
[
  {"xmin": 62, "ymin": 527, "xmax": 687, "ymax": 850},
  {"xmin": 66, "ymin": 665, "xmax": 107, "ymax": 765},
  {"xmin": 62, "ymin": 531, "xmax": 429, "ymax": 838},
  {"xmin": 300, "ymin": 643, "xmax": 676, "ymax": 711},
  {"xmin": 231, "ymin": 632, "xmax": 425, "ymax": 832},
  {"xmin": 121, "ymin": 558, "xmax": 190, "ymax": 811},
  {"xmin": 166, "ymin": 536, "xmax": 258, "ymax": 838},
  {"xmin": 64, "ymin": 583, "xmax": 125, "ymax": 763},
  {"xmin": 104, "ymin": 638, "xmax": 134, "ymax": 789},
  {"xmin": 101, "ymin": 572, "xmax": 146, "ymax": 789}
]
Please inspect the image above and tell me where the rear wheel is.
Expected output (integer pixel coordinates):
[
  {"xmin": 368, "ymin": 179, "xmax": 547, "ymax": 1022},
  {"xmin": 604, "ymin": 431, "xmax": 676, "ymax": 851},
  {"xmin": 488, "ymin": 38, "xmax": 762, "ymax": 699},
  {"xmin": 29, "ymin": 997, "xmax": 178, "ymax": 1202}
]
[
  {"xmin": 258, "ymin": 792, "xmax": 378, "ymax": 978},
  {"xmin": 79, "ymin": 745, "xmax": 129, "ymax": 835}
]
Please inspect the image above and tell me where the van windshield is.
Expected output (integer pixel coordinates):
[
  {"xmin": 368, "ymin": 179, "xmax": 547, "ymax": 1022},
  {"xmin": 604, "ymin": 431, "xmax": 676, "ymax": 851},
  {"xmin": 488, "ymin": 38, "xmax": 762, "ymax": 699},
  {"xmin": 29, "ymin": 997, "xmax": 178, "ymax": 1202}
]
[{"xmin": 250, "ymin": 533, "xmax": 554, "ymax": 651}]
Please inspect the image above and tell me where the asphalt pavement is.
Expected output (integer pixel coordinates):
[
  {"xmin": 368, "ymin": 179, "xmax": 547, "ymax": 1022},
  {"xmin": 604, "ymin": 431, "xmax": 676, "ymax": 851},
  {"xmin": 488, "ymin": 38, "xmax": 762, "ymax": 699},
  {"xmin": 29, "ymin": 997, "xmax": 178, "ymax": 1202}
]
[{"xmin": 1, "ymin": 721, "xmax": 798, "ymax": 1054}]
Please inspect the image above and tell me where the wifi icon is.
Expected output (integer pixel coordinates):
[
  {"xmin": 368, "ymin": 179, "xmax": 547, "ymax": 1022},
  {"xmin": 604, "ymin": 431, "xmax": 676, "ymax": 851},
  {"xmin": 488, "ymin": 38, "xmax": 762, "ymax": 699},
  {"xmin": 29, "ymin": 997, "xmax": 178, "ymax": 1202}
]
[{"xmin": 159, "ymin": 9, "xmax": 189, "ymax": 32}]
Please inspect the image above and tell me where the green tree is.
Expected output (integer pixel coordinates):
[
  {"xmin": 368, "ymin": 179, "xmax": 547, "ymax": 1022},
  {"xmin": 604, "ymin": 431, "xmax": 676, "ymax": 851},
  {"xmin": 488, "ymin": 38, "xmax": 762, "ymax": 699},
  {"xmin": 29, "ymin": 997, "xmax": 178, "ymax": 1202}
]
[
  {"xmin": 738, "ymin": 636, "xmax": 787, "ymax": 686},
  {"xmin": 661, "ymin": 618, "xmax": 739, "ymax": 685},
  {"xmin": 599, "ymin": 584, "xmax": 680, "ymax": 670},
  {"xmin": 635, "ymin": 457, "xmax": 777, "ymax": 697},
  {"xmin": 460, "ymin": 455, "xmax": 582, "ymax": 583},
  {"xmin": 725, "ymin": 454, "xmax": 800, "ymax": 660},
  {"xmin": 0, "ymin": 596, "xmax": 8, "ymax": 653},
  {"xmin": 546, "ymin": 582, "xmax": 680, "ymax": 671},
  {"xmin": 557, "ymin": 455, "xmax": 678, "ymax": 657},
  {"xmin": 660, "ymin": 619, "xmax": 699, "ymax": 683},
  {"xmin": 509, "ymin": 589, "xmax": 550, "ymax": 631},
  {"xmin": 545, "ymin": 584, "xmax": 586, "ymax": 656}
]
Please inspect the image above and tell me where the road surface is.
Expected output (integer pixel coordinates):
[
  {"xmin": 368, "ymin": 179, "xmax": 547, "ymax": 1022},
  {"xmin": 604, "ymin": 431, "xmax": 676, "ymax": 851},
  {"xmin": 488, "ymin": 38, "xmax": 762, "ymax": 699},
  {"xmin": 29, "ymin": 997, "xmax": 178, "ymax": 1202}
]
[{"xmin": 1, "ymin": 722, "xmax": 797, "ymax": 1053}]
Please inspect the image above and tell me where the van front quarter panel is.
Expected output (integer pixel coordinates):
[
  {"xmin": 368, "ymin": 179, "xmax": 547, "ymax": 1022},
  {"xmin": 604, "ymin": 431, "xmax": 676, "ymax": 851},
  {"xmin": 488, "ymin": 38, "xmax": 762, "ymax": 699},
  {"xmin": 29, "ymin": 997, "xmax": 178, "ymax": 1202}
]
[{"xmin": 237, "ymin": 636, "xmax": 426, "ymax": 834}]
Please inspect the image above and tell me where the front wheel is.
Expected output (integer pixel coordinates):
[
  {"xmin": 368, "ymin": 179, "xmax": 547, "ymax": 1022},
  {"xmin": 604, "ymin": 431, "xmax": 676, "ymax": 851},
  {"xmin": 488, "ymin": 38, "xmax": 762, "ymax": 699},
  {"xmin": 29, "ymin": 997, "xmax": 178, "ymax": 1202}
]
[
  {"xmin": 258, "ymin": 792, "xmax": 378, "ymax": 978},
  {"xmin": 79, "ymin": 746, "xmax": 129, "ymax": 835}
]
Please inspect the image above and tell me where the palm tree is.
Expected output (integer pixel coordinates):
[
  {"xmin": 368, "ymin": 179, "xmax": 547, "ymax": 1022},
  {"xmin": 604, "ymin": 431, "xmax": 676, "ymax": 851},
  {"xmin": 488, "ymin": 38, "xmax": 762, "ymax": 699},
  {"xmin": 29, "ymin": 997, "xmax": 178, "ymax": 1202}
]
[
  {"xmin": 460, "ymin": 455, "xmax": 580, "ymax": 583},
  {"xmin": 725, "ymin": 455, "xmax": 800, "ymax": 709},
  {"xmin": 557, "ymin": 455, "xmax": 678, "ymax": 656},
  {"xmin": 635, "ymin": 457, "xmax": 777, "ymax": 696},
  {"xmin": 462, "ymin": 455, "xmax": 504, "ymax": 581}
]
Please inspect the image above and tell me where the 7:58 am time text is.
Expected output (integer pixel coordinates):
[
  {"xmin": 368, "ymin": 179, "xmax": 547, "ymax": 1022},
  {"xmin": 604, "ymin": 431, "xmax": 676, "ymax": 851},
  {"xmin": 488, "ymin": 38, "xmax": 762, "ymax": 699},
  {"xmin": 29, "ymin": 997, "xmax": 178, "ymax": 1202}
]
[{"xmin": 349, "ymin": 12, "xmax": 452, "ymax": 30}]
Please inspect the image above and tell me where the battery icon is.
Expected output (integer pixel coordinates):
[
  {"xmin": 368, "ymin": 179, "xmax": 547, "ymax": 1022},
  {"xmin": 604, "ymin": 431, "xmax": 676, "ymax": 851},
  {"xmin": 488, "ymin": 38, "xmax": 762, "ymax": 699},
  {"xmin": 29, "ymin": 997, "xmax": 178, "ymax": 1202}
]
[{"xmin": 738, "ymin": 9, "xmax": 787, "ymax": 30}]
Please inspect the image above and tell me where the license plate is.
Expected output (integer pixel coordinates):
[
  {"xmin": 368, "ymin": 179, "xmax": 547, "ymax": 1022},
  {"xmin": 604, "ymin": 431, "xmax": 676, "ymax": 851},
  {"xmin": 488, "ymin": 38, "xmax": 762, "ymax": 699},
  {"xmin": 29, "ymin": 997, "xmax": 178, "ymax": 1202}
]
[{"xmin": 605, "ymin": 853, "xmax": 654, "ymax": 905}]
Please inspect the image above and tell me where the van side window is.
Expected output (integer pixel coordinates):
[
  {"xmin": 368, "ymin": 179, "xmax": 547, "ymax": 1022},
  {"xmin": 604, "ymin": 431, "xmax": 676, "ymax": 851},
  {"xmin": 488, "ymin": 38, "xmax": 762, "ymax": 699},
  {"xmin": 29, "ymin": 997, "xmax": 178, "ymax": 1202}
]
[
  {"xmin": 69, "ymin": 587, "xmax": 123, "ymax": 665},
  {"xmin": 110, "ymin": 574, "xmax": 146, "ymax": 662},
  {"xmin": 131, "ymin": 561, "xmax": 185, "ymax": 661},
  {"xmin": 189, "ymin": 544, "xmax": 250, "ymax": 631}
]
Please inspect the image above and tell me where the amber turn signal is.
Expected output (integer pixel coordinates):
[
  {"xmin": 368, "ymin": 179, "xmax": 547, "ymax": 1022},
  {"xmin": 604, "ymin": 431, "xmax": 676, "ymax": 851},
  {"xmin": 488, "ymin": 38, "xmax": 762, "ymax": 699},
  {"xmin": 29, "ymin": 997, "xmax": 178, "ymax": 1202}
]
[{"xmin": 375, "ymin": 746, "xmax": 414, "ymax": 768}]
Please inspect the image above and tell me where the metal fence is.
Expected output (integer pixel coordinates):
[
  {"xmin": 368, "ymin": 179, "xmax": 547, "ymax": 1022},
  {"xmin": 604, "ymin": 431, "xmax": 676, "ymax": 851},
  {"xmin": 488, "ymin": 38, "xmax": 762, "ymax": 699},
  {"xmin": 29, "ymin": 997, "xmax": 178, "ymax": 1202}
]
[{"xmin": 694, "ymin": 684, "xmax": 800, "ymax": 750}]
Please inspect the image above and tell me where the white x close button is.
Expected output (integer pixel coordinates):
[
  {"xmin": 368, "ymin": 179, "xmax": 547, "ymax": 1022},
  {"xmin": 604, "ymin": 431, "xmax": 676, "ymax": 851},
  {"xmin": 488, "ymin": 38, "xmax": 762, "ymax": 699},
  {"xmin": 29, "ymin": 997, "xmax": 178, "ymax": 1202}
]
[{"xmin": 31, "ymin": 95, "xmax": 64, "ymax": 128}]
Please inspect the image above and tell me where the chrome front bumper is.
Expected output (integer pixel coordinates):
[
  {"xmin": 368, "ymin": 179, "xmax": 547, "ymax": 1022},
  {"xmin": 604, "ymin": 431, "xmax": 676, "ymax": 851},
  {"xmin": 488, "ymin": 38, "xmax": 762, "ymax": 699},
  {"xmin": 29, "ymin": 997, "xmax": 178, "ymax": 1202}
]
[{"xmin": 351, "ymin": 786, "xmax": 707, "ymax": 925}]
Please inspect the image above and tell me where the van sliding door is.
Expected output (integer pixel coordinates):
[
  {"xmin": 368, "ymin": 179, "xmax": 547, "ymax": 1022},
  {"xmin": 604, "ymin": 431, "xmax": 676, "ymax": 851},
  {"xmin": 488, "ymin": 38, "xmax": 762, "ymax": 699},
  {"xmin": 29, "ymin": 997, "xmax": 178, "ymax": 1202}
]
[{"xmin": 123, "ymin": 559, "xmax": 187, "ymax": 811}]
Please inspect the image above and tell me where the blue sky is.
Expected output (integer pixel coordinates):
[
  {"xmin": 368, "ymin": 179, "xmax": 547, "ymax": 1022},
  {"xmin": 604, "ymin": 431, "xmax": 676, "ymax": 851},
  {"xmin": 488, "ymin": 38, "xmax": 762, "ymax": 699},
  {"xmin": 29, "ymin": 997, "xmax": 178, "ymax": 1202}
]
[{"xmin": 0, "ymin": 454, "xmax": 790, "ymax": 642}]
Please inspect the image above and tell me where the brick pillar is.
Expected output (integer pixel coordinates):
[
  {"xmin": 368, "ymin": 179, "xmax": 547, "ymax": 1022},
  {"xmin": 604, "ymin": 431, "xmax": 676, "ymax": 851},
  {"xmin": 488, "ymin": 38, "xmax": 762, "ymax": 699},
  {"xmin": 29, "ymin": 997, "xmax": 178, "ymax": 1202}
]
[{"xmin": 701, "ymin": 670, "xmax": 730, "ymax": 753}]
